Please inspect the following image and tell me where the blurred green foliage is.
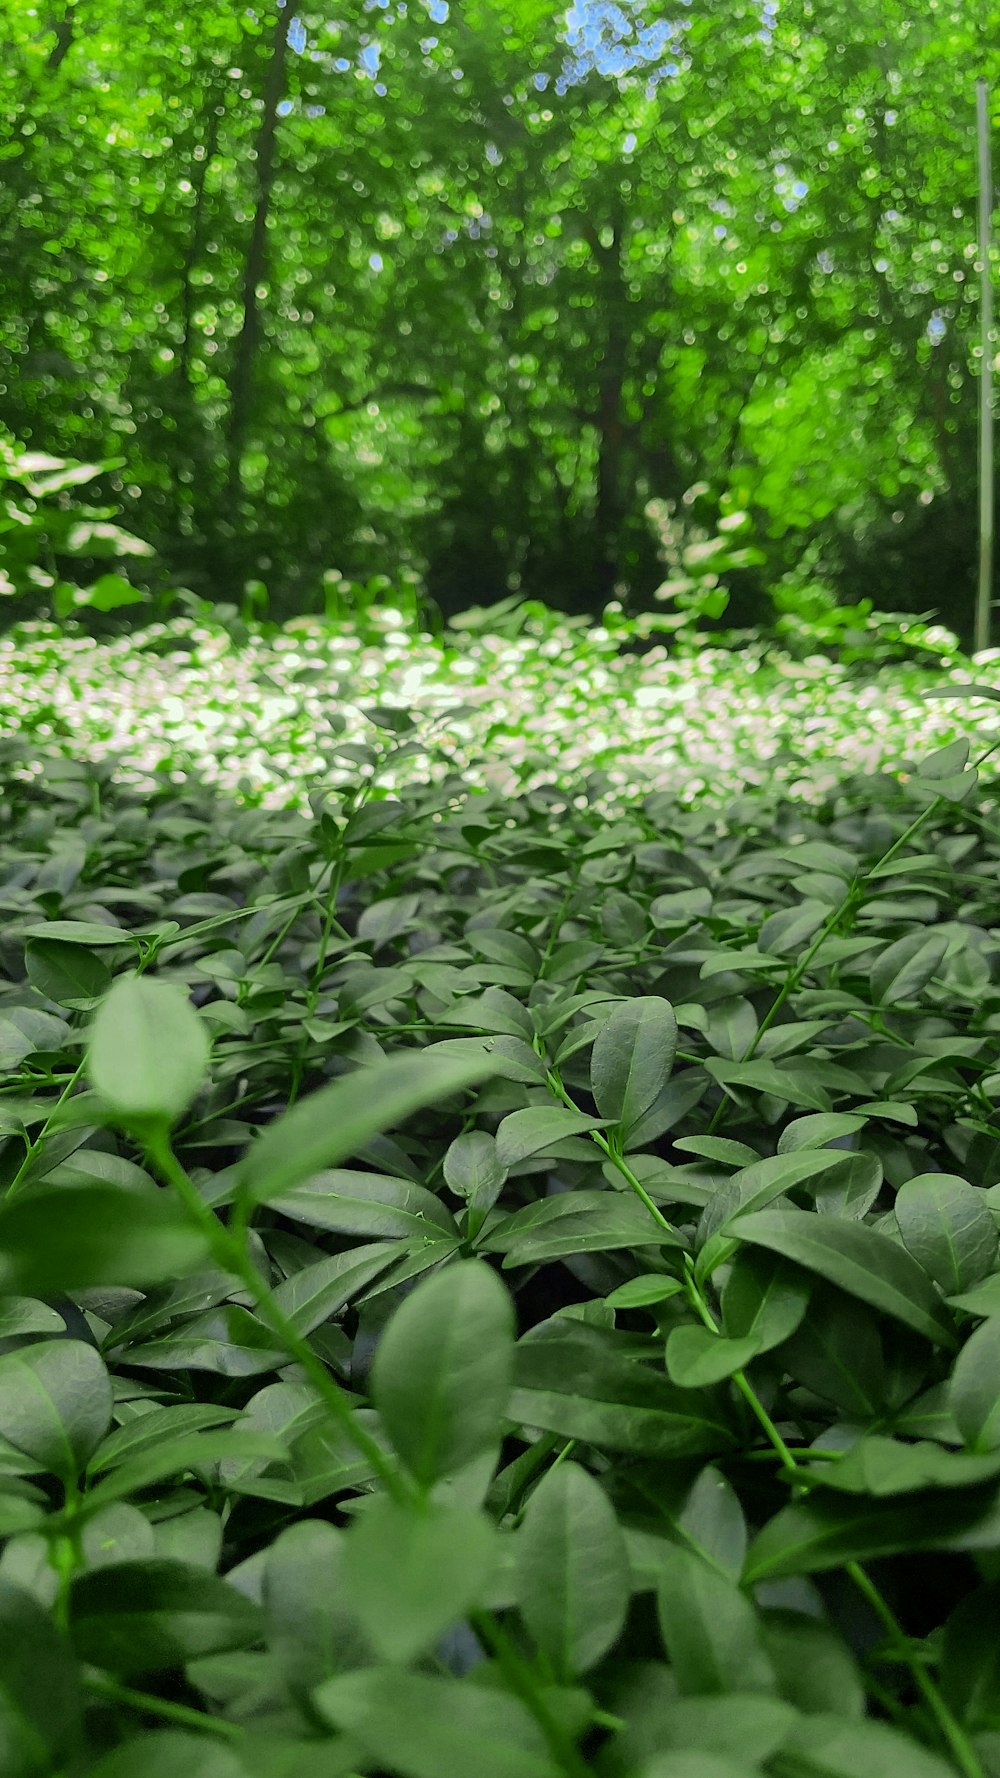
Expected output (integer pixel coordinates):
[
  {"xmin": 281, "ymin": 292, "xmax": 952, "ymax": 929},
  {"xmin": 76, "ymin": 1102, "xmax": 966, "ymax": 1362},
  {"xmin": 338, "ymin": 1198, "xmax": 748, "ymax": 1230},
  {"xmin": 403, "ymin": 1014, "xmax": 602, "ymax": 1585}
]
[{"xmin": 0, "ymin": 0, "xmax": 996, "ymax": 641}]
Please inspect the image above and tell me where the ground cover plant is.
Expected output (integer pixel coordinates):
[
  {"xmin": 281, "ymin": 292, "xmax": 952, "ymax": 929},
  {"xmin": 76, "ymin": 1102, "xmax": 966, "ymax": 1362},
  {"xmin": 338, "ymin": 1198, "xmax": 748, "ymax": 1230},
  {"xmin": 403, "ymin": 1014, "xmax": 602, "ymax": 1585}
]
[{"xmin": 4, "ymin": 656, "xmax": 1000, "ymax": 1776}]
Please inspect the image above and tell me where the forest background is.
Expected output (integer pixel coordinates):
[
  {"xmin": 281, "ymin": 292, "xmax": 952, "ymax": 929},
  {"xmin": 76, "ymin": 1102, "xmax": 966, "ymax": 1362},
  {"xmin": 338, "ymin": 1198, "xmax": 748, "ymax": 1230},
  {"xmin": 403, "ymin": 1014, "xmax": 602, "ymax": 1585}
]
[{"xmin": 1, "ymin": 0, "xmax": 998, "ymax": 651}]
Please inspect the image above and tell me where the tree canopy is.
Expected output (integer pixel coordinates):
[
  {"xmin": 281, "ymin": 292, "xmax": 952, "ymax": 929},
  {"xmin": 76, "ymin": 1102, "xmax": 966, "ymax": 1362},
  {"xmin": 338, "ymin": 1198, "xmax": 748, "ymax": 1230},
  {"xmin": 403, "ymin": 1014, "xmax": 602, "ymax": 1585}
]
[{"xmin": 1, "ymin": 0, "xmax": 996, "ymax": 640}]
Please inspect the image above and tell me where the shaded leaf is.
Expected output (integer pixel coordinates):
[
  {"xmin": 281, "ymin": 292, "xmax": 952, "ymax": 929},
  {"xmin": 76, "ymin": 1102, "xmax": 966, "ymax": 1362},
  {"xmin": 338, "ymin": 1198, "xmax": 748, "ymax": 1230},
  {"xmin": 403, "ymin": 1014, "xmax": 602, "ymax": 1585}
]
[
  {"xmin": 515, "ymin": 1461, "xmax": 629, "ymax": 1678},
  {"xmin": 730, "ymin": 1208, "xmax": 957, "ymax": 1347},
  {"xmin": 371, "ymin": 1259, "xmax": 515, "ymax": 1485}
]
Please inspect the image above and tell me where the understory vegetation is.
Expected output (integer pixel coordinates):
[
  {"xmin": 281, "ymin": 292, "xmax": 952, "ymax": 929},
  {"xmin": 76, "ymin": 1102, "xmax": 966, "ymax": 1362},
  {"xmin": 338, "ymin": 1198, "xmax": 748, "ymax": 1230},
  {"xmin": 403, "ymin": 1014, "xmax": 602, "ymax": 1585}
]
[{"xmin": 4, "ymin": 621, "xmax": 1000, "ymax": 1776}]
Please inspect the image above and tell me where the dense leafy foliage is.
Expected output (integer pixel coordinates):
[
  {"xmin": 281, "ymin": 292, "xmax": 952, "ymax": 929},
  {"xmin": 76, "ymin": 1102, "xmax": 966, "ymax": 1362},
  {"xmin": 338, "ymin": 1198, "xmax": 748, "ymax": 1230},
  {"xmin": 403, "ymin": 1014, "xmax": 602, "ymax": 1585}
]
[
  {"xmin": 1, "ymin": 1, "xmax": 996, "ymax": 635},
  {"xmin": 4, "ymin": 657, "xmax": 1000, "ymax": 1772}
]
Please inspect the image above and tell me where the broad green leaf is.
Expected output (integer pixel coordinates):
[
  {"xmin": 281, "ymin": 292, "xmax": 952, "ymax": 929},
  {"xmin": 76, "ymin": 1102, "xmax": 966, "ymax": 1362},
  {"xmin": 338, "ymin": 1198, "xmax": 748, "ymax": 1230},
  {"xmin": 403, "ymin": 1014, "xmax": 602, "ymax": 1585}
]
[
  {"xmin": 511, "ymin": 1326, "xmax": 738, "ymax": 1458},
  {"xmin": 656, "ymin": 1545, "xmax": 774, "ymax": 1695},
  {"xmin": 494, "ymin": 1105, "xmax": 606, "ymax": 1166},
  {"xmin": 69, "ymin": 1560, "xmax": 262, "ymax": 1676},
  {"xmin": 607, "ymin": 1275, "xmax": 686, "ymax": 1310},
  {"xmin": 24, "ymin": 938, "xmax": 112, "ymax": 1009},
  {"xmin": 87, "ymin": 975, "xmax": 210, "ymax": 1126},
  {"xmin": 949, "ymin": 1318, "xmax": 1000, "ymax": 1451},
  {"xmin": 673, "ymin": 1464, "xmax": 748, "ymax": 1581},
  {"xmin": 704, "ymin": 1058, "xmax": 832, "ymax": 1112},
  {"xmin": 627, "ymin": 1693, "xmax": 795, "ymax": 1765},
  {"xmin": 80, "ymin": 1432, "xmax": 289, "ymax": 1517},
  {"xmin": 315, "ymin": 1668, "xmax": 563, "ymax": 1778},
  {"xmin": 869, "ymin": 931, "xmax": 949, "ymax": 1005},
  {"xmin": 121, "ymin": 1307, "xmax": 287, "ymax": 1377},
  {"xmin": 482, "ymin": 1190, "xmax": 681, "ymax": 1267},
  {"xmin": 803, "ymin": 1436, "xmax": 1000, "ymax": 1496},
  {"xmin": 264, "ymin": 1520, "xmax": 367, "ymax": 1695},
  {"xmin": 270, "ymin": 1241, "xmax": 403, "ymax": 1335},
  {"xmin": 775, "ymin": 1113, "xmax": 867, "ymax": 1153},
  {"xmin": 86, "ymin": 1731, "xmax": 248, "ymax": 1778},
  {"xmin": 443, "ymin": 1129, "xmax": 507, "ymax": 1214},
  {"xmin": 779, "ymin": 1286, "xmax": 886, "ymax": 1419},
  {"xmin": 515, "ymin": 1461, "xmax": 629, "ymax": 1678},
  {"xmin": 743, "ymin": 1486, "xmax": 1000, "ymax": 1583},
  {"xmin": 721, "ymin": 1248, "xmax": 811, "ymax": 1356},
  {"xmin": 19, "ymin": 921, "xmax": 138, "ymax": 948},
  {"xmin": 371, "ymin": 1259, "xmax": 514, "ymax": 1485},
  {"xmin": 730, "ymin": 1208, "xmax": 958, "ymax": 1347},
  {"xmin": 0, "ymin": 1185, "xmax": 211, "ymax": 1294},
  {"xmin": 0, "ymin": 1340, "xmax": 112, "ymax": 1485},
  {"xmin": 87, "ymin": 1406, "xmax": 241, "ymax": 1475},
  {"xmin": 590, "ymin": 996, "xmax": 678, "ymax": 1137},
  {"xmin": 947, "ymin": 1274, "xmax": 1000, "ymax": 1318},
  {"xmin": 240, "ymin": 1049, "xmax": 502, "ymax": 1202},
  {"xmin": 762, "ymin": 1609, "xmax": 866, "ymax": 1718},
  {"xmin": 771, "ymin": 1712, "xmax": 961, "ymax": 1777},
  {"xmin": 341, "ymin": 1496, "xmax": 497, "ymax": 1663},
  {"xmin": 267, "ymin": 1170, "xmax": 457, "ymax": 1238},
  {"xmin": 637, "ymin": 1756, "xmax": 761, "ymax": 1778},
  {"xmin": 665, "ymin": 1326, "xmax": 760, "ymax": 1389},
  {"xmin": 894, "ymin": 1173, "xmax": 999, "ymax": 1295},
  {"xmin": 0, "ymin": 1578, "xmax": 83, "ymax": 1777}
]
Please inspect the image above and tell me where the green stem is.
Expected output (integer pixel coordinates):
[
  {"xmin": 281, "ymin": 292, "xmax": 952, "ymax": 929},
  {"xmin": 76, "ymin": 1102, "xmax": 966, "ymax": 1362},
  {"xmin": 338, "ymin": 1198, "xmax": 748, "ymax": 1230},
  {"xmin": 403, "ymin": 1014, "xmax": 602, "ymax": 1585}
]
[
  {"xmin": 468, "ymin": 1610, "xmax": 594, "ymax": 1778},
  {"xmin": 146, "ymin": 1132, "xmax": 410, "ymax": 1504},
  {"xmin": 83, "ymin": 1672, "xmax": 243, "ymax": 1740},
  {"xmin": 846, "ymin": 1561, "xmax": 985, "ymax": 1778}
]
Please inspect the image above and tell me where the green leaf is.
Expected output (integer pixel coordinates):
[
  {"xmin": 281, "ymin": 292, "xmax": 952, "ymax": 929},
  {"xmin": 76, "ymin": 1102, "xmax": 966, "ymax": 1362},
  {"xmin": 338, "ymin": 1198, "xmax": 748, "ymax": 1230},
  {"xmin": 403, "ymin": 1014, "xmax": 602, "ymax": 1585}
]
[
  {"xmin": 87, "ymin": 975, "xmax": 210, "ymax": 1127},
  {"xmin": 743, "ymin": 1486, "xmax": 1000, "ymax": 1582},
  {"xmin": 24, "ymin": 938, "xmax": 112, "ymax": 1009},
  {"xmin": 263, "ymin": 1519, "xmax": 366, "ymax": 1696},
  {"xmin": 266, "ymin": 1170, "xmax": 457, "ymax": 1238},
  {"xmin": 511, "ymin": 1327, "xmax": 738, "ymax": 1458},
  {"xmin": 239, "ymin": 1049, "xmax": 502, "ymax": 1203},
  {"xmin": 315, "ymin": 1667, "xmax": 564, "ymax": 1778},
  {"xmin": 0, "ymin": 1579, "xmax": 83, "ymax": 1777},
  {"xmin": 0, "ymin": 1340, "xmax": 112, "ymax": 1484},
  {"xmin": 947, "ymin": 1273, "xmax": 1000, "ymax": 1317},
  {"xmin": 590, "ymin": 996, "xmax": 678, "ymax": 1138},
  {"xmin": 665, "ymin": 1326, "xmax": 761, "ymax": 1388},
  {"xmin": 628, "ymin": 1693, "xmax": 795, "ymax": 1764},
  {"xmin": 85, "ymin": 1731, "xmax": 249, "ymax": 1778},
  {"xmin": 69, "ymin": 1560, "xmax": 262, "ymax": 1676},
  {"xmin": 482, "ymin": 1190, "xmax": 682, "ymax": 1267},
  {"xmin": 779, "ymin": 1288, "xmax": 886, "ymax": 1419},
  {"xmin": 770, "ymin": 1712, "xmax": 962, "ymax": 1777},
  {"xmin": 606, "ymin": 1275, "xmax": 686, "ymax": 1310},
  {"xmin": 894, "ymin": 1173, "xmax": 999, "ymax": 1295},
  {"xmin": 656, "ymin": 1545, "xmax": 774, "ymax": 1695},
  {"xmin": 515, "ymin": 1461, "xmax": 629, "ymax": 1678},
  {"xmin": 730, "ymin": 1208, "xmax": 958, "ymax": 1347},
  {"xmin": 803, "ymin": 1435, "xmax": 1000, "ymax": 1496},
  {"xmin": 0, "ymin": 1186, "xmax": 211, "ymax": 1294},
  {"xmin": 341, "ymin": 1496, "xmax": 497, "ymax": 1662},
  {"xmin": 494, "ymin": 1105, "xmax": 606, "ymax": 1166},
  {"xmin": 269, "ymin": 1242, "xmax": 402, "ymax": 1335},
  {"xmin": 80, "ymin": 1432, "xmax": 289, "ymax": 1517},
  {"xmin": 869, "ymin": 931, "xmax": 950, "ymax": 1005},
  {"xmin": 949, "ymin": 1317, "xmax": 1000, "ymax": 1451},
  {"xmin": 720, "ymin": 1248, "xmax": 811, "ymax": 1355},
  {"xmin": 761, "ymin": 1609, "xmax": 866, "ymax": 1717},
  {"xmin": 371, "ymin": 1259, "xmax": 514, "ymax": 1485}
]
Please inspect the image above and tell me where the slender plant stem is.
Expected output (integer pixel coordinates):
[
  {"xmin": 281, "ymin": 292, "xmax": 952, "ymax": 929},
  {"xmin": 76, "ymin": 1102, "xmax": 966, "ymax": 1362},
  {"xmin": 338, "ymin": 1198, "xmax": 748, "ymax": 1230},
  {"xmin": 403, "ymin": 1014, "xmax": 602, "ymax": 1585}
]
[
  {"xmin": 84, "ymin": 1672, "xmax": 244, "ymax": 1740},
  {"xmin": 846, "ymin": 1561, "xmax": 985, "ymax": 1778}
]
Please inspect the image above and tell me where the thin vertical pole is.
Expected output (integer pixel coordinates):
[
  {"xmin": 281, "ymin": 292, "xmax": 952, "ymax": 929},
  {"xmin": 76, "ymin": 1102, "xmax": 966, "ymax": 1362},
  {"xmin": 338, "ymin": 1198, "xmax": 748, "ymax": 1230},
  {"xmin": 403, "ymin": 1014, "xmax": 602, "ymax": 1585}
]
[{"xmin": 976, "ymin": 79, "xmax": 994, "ymax": 655}]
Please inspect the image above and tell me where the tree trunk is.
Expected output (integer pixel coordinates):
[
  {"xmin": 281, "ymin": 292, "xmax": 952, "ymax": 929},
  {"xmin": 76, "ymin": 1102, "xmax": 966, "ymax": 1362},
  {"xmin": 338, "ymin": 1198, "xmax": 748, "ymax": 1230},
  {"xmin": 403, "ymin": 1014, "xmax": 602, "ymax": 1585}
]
[{"xmin": 225, "ymin": 2, "xmax": 292, "ymax": 507}]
